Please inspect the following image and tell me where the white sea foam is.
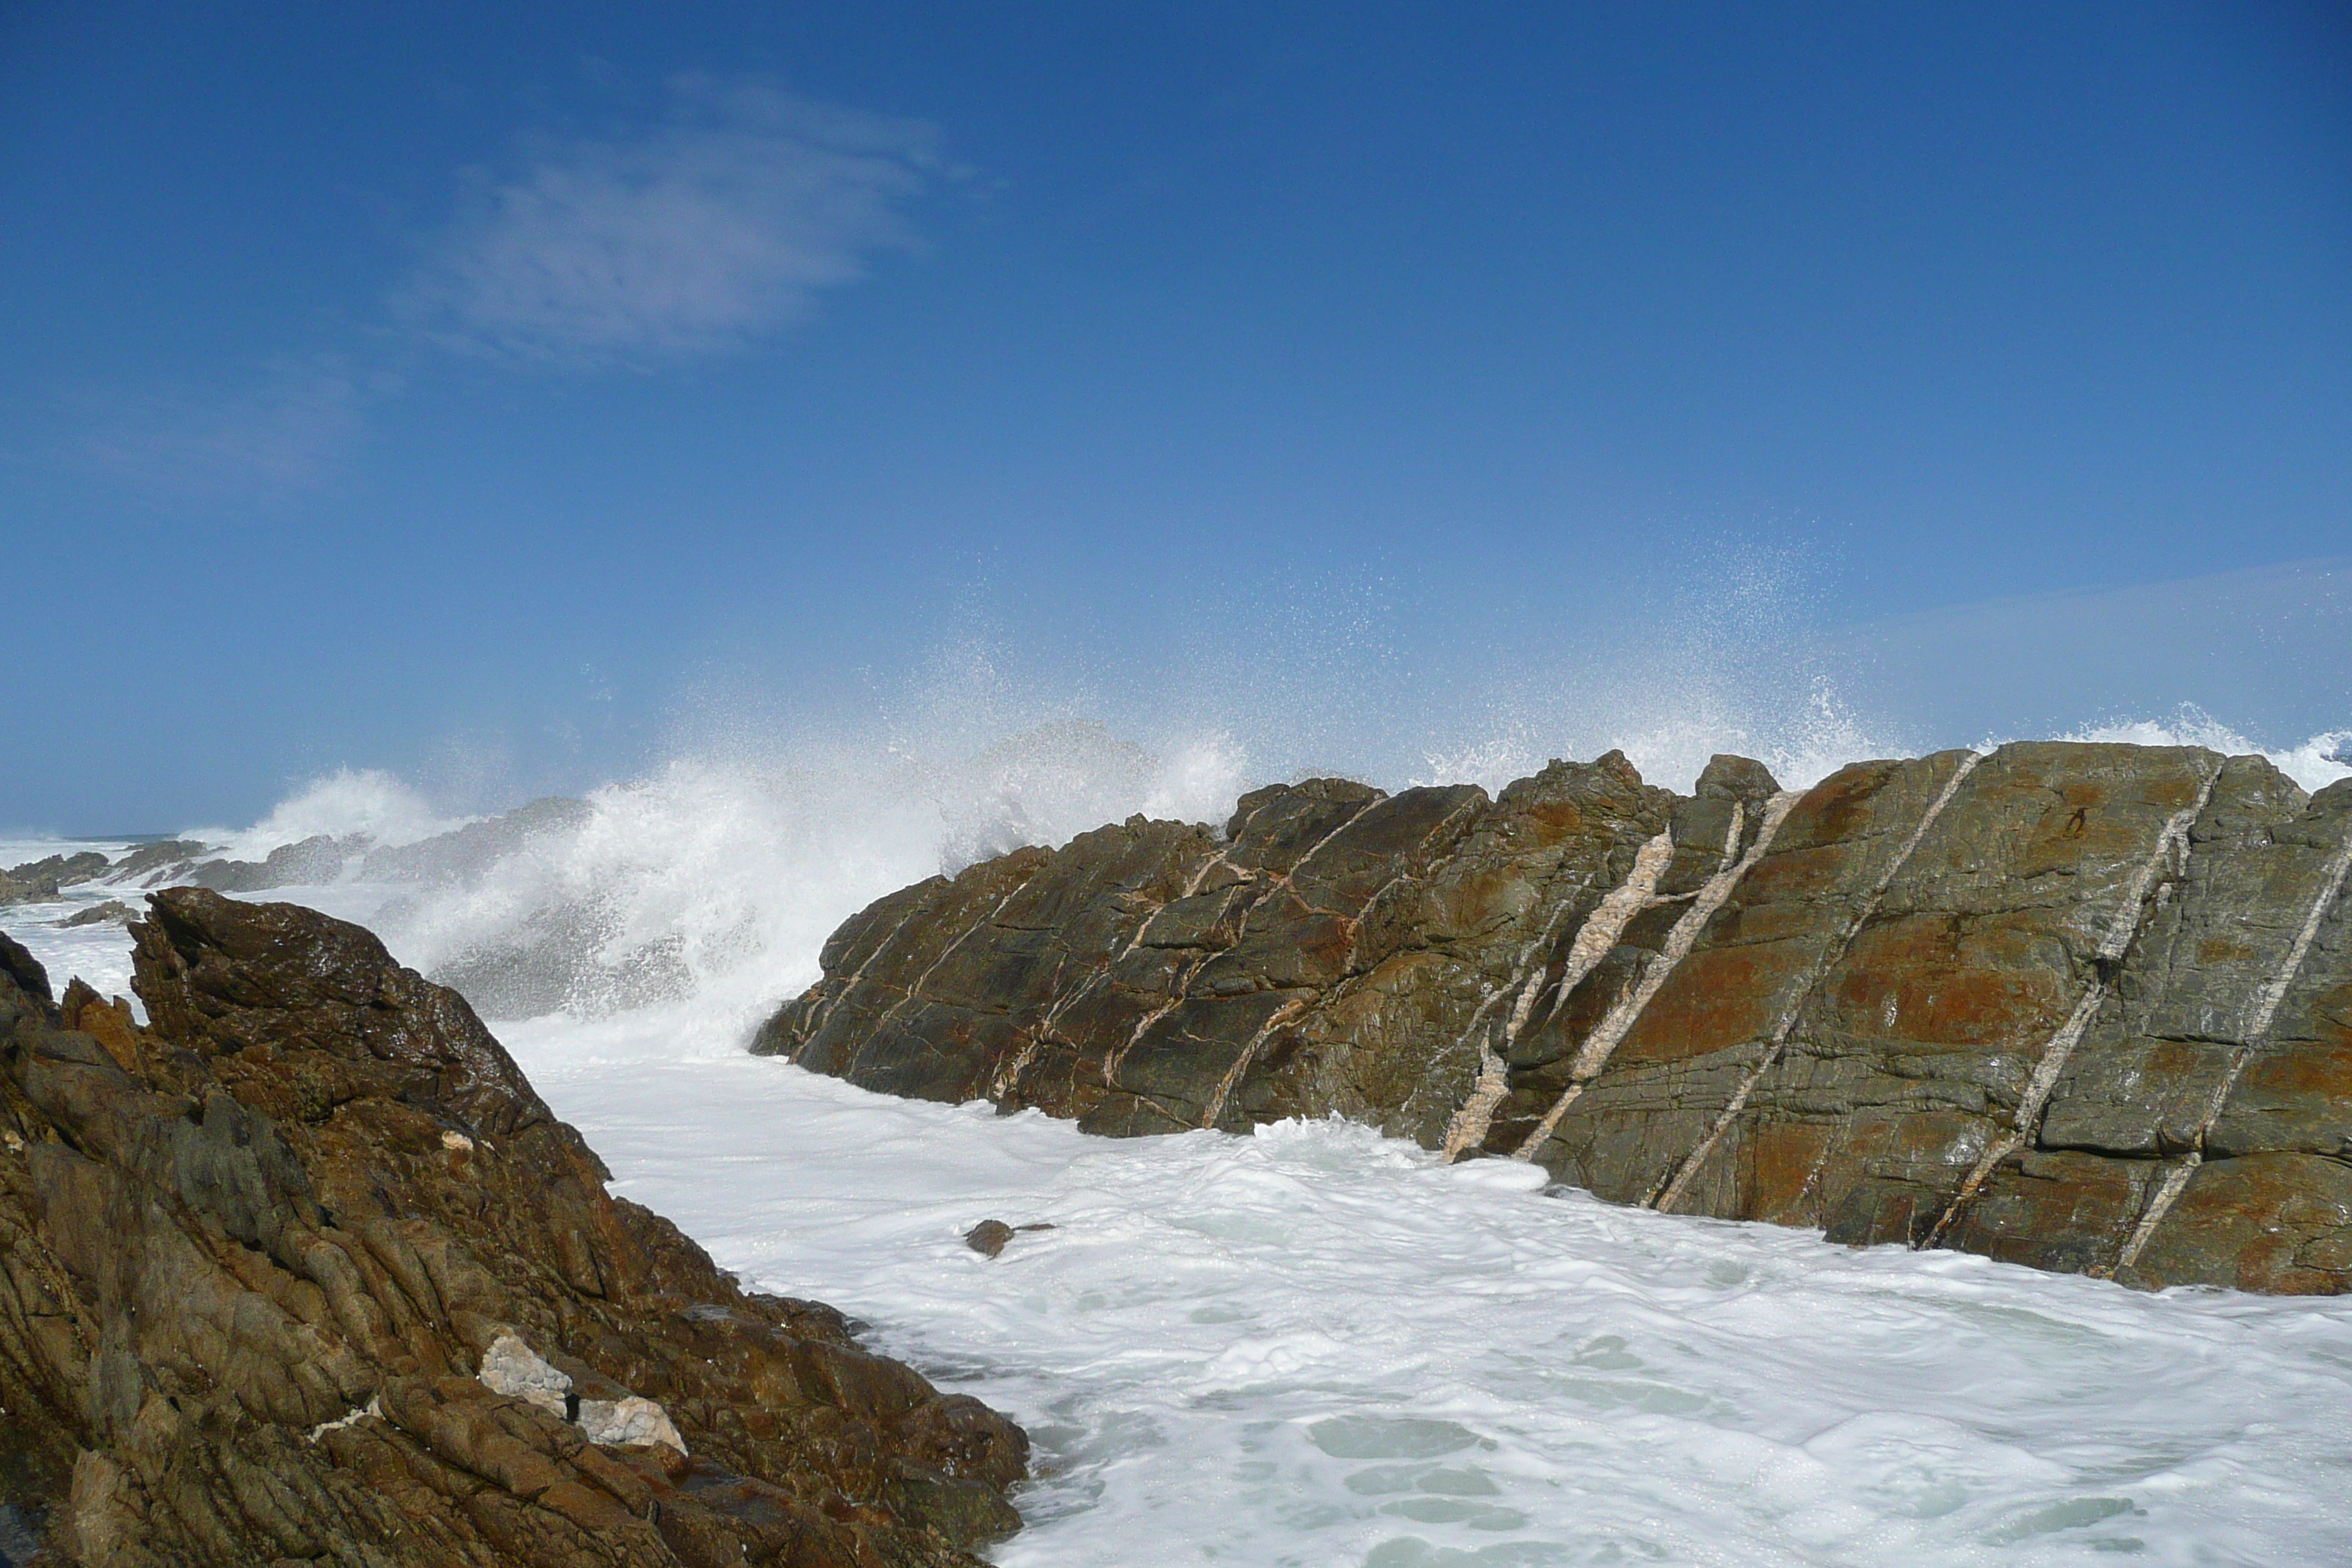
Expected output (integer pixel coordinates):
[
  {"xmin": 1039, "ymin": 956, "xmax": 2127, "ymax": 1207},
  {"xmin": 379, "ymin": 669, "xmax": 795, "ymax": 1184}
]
[
  {"xmin": 490, "ymin": 1003, "xmax": 2352, "ymax": 1567},
  {"xmin": 186, "ymin": 766, "xmax": 474, "ymax": 863},
  {"xmin": 371, "ymin": 720, "xmax": 1249, "ymax": 1017},
  {"xmin": 2010, "ymin": 704, "xmax": 2349, "ymax": 794}
]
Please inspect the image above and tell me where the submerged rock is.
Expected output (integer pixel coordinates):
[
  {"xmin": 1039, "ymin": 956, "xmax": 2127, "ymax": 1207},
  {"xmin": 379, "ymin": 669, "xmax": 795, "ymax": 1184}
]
[
  {"xmin": 962, "ymin": 1221, "xmax": 1054, "ymax": 1259},
  {"xmin": 52, "ymin": 900, "xmax": 134, "ymax": 928},
  {"xmin": 0, "ymin": 888, "xmax": 1026, "ymax": 1565},
  {"xmin": 758, "ymin": 743, "xmax": 2352, "ymax": 1294}
]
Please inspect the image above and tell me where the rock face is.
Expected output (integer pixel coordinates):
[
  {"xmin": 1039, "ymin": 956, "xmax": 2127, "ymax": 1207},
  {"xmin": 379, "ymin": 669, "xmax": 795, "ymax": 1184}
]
[
  {"xmin": 0, "ymin": 856, "xmax": 110, "ymax": 908},
  {"xmin": 355, "ymin": 798, "xmax": 592, "ymax": 886},
  {"xmin": 756, "ymin": 743, "xmax": 2352, "ymax": 1294},
  {"xmin": 94, "ymin": 844, "xmax": 210, "ymax": 891},
  {"xmin": 0, "ymin": 889, "xmax": 1025, "ymax": 1566}
]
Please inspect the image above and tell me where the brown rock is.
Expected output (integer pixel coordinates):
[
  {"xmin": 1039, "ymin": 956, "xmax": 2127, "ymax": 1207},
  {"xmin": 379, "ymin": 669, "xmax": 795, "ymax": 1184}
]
[
  {"xmin": 963, "ymin": 1221, "xmax": 1053, "ymax": 1258},
  {"xmin": 0, "ymin": 887, "xmax": 1027, "ymax": 1564},
  {"xmin": 759, "ymin": 744, "xmax": 2352, "ymax": 1294}
]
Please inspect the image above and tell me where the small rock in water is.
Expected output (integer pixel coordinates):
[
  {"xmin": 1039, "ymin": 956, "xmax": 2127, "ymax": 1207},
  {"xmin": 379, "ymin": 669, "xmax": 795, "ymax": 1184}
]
[
  {"xmin": 965, "ymin": 1219, "xmax": 1056, "ymax": 1257},
  {"xmin": 53, "ymin": 900, "xmax": 134, "ymax": 927}
]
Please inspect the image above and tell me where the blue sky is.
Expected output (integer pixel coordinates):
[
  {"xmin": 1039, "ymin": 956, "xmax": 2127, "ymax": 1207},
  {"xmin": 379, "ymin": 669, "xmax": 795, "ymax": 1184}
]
[{"xmin": 4, "ymin": 2, "xmax": 2348, "ymax": 829}]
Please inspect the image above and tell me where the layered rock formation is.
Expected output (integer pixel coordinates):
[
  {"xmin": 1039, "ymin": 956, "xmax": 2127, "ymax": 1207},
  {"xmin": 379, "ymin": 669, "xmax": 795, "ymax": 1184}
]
[
  {"xmin": 755, "ymin": 743, "xmax": 2352, "ymax": 1294},
  {"xmin": 77, "ymin": 799, "xmax": 595, "ymax": 900},
  {"xmin": 0, "ymin": 856, "xmax": 108, "ymax": 910},
  {"xmin": 0, "ymin": 889, "xmax": 1025, "ymax": 1566}
]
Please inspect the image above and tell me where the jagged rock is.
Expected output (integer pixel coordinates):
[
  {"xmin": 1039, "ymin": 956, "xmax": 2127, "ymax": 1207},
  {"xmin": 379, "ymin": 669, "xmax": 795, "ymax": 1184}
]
[
  {"xmin": 0, "ymin": 888, "xmax": 1025, "ymax": 1565},
  {"xmin": 187, "ymin": 832, "xmax": 363, "ymax": 892},
  {"xmin": 0, "ymin": 932, "xmax": 48, "ymax": 1005},
  {"xmin": 1, "ymin": 853, "xmax": 110, "ymax": 905},
  {"xmin": 52, "ymin": 902, "xmax": 135, "ymax": 929},
  {"xmin": 98, "ymin": 842, "xmax": 213, "ymax": 889},
  {"xmin": 0, "ymin": 869, "xmax": 61, "ymax": 910},
  {"xmin": 359, "ymin": 796, "xmax": 592, "ymax": 885},
  {"xmin": 758, "ymin": 744, "xmax": 2352, "ymax": 1294}
]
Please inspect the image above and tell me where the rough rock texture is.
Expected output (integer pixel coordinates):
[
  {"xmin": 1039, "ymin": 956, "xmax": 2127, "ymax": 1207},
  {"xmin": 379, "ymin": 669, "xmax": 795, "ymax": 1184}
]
[
  {"xmin": 757, "ymin": 742, "xmax": 2352, "ymax": 1294},
  {"xmin": 0, "ymin": 889, "xmax": 1025, "ymax": 1566},
  {"xmin": 0, "ymin": 856, "xmax": 110, "ymax": 908},
  {"xmin": 51, "ymin": 905, "xmax": 134, "ymax": 932},
  {"xmin": 185, "ymin": 834, "xmax": 362, "ymax": 894},
  {"xmin": 96, "ymin": 845, "xmax": 211, "ymax": 892}
]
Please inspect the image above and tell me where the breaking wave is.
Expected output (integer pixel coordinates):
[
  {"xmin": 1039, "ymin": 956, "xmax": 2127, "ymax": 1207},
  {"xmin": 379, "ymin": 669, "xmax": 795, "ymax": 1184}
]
[
  {"xmin": 2035, "ymin": 704, "xmax": 2350, "ymax": 793},
  {"xmin": 136, "ymin": 682, "xmax": 2348, "ymax": 1030}
]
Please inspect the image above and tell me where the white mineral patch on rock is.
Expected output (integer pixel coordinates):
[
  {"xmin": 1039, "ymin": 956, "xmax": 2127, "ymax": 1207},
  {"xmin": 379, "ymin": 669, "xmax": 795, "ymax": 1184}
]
[
  {"xmin": 475, "ymin": 1331, "xmax": 570, "ymax": 1417},
  {"xmin": 306, "ymin": 1395, "xmax": 382, "ymax": 1444},
  {"xmin": 441, "ymin": 1128, "xmax": 475, "ymax": 1152},
  {"xmin": 478, "ymin": 1330, "xmax": 686, "ymax": 1453},
  {"xmin": 577, "ymin": 1395, "xmax": 688, "ymax": 1455}
]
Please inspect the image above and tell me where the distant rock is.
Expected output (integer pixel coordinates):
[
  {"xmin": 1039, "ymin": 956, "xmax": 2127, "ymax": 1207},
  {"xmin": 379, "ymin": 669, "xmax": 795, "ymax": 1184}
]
[
  {"xmin": 187, "ymin": 831, "xmax": 365, "ymax": 892},
  {"xmin": 76, "ymin": 797, "xmax": 591, "ymax": 908},
  {"xmin": 4, "ymin": 850, "xmax": 110, "ymax": 889},
  {"xmin": 758, "ymin": 743, "xmax": 2352, "ymax": 1295},
  {"xmin": 0, "ymin": 889, "xmax": 1026, "ymax": 1565},
  {"xmin": 0, "ymin": 850, "xmax": 109, "ymax": 907},
  {"xmin": 99, "ymin": 839, "xmax": 214, "ymax": 887},
  {"xmin": 361, "ymin": 796, "xmax": 592, "ymax": 884},
  {"xmin": 53, "ymin": 899, "xmax": 135, "ymax": 927}
]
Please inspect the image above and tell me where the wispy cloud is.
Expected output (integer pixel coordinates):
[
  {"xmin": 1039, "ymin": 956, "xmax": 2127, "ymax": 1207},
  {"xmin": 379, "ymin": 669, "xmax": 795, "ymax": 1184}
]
[
  {"xmin": 75, "ymin": 354, "xmax": 372, "ymax": 496},
  {"xmin": 47, "ymin": 78, "xmax": 938, "ymax": 501},
  {"xmin": 404, "ymin": 76, "xmax": 942, "ymax": 367}
]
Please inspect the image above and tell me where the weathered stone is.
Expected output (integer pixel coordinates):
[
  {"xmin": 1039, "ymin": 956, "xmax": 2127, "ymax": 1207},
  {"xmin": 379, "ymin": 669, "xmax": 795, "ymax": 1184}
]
[
  {"xmin": 964, "ymin": 1221, "xmax": 1017, "ymax": 1258},
  {"xmin": 98, "ymin": 840, "xmax": 213, "ymax": 888},
  {"xmin": 53, "ymin": 900, "xmax": 136, "ymax": 929},
  {"xmin": 186, "ymin": 832, "xmax": 361, "ymax": 892},
  {"xmin": 0, "ymin": 930, "xmax": 47, "ymax": 1003},
  {"xmin": 0, "ymin": 888, "xmax": 1026, "ymax": 1565},
  {"xmin": 961, "ymin": 1221, "xmax": 1051, "ymax": 1259},
  {"xmin": 761, "ymin": 743, "xmax": 2352, "ymax": 1294},
  {"xmin": 1, "ymin": 852, "xmax": 110, "ymax": 905}
]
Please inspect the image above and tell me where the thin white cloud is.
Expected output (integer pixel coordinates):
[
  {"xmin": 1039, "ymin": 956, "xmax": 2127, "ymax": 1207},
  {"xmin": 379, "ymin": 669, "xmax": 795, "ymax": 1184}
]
[
  {"xmin": 75, "ymin": 355, "xmax": 370, "ymax": 495},
  {"xmin": 407, "ymin": 77, "xmax": 941, "ymax": 367}
]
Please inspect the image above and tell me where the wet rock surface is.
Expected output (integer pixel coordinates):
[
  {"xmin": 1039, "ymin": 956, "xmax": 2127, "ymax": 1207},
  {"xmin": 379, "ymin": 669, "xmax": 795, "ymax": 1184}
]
[
  {"xmin": 758, "ymin": 742, "xmax": 2352, "ymax": 1294},
  {"xmin": 0, "ymin": 856, "xmax": 109, "ymax": 908},
  {"xmin": 0, "ymin": 888, "xmax": 1025, "ymax": 1566}
]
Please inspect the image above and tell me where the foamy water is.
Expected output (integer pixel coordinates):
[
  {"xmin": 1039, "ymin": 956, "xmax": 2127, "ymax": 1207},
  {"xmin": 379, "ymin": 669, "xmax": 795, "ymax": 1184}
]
[
  {"xmin": 5, "ymin": 707, "xmax": 2351, "ymax": 1565},
  {"xmin": 513, "ymin": 1006, "xmax": 2352, "ymax": 1567}
]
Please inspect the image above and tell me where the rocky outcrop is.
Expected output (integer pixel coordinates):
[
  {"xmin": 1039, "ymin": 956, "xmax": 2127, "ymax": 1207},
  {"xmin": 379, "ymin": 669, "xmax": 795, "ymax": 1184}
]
[
  {"xmin": 95, "ymin": 844, "xmax": 210, "ymax": 891},
  {"xmin": 49, "ymin": 904, "xmax": 133, "ymax": 931},
  {"xmin": 184, "ymin": 834, "xmax": 361, "ymax": 893},
  {"xmin": 0, "ymin": 856, "xmax": 110, "ymax": 908},
  {"xmin": 756, "ymin": 742, "xmax": 2352, "ymax": 1294},
  {"xmin": 357, "ymin": 798, "xmax": 591, "ymax": 886},
  {"xmin": 0, "ymin": 889, "xmax": 1025, "ymax": 1566}
]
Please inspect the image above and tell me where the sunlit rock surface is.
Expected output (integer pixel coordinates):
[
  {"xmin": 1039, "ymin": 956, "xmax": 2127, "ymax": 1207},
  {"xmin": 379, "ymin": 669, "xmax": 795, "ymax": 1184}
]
[
  {"xmin": 0, "ymin": 888, "xmax": 1025, "ymax": 1567},
  {"xmin": 757, "ymin": 742, "xmax": 2352, "ymax": 1294}
]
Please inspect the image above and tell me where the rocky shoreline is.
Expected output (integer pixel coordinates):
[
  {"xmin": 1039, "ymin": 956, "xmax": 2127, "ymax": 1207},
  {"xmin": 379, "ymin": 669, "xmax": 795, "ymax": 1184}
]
[
  {"xmin": 0, "ymin": 890, "xmax": 1025, "ymax": 1567},
  {"xmin": 756, "ymin": 742, "xmax": 2352, "ymax": 1294}
]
